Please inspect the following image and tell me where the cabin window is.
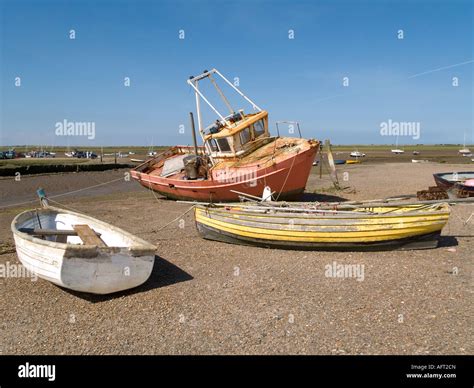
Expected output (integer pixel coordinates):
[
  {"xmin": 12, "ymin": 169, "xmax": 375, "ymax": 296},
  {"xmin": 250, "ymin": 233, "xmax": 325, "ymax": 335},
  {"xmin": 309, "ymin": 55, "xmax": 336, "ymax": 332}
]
[
  {"xmin": 253, "ymin": 119, "xmax": 265, "ymax": 137},
  {"xmin": 239, "ymin": 127, "xmax": 251, "ymax": 145},
  {"xmin": 216, "ymin": 138, "xmax": 231, "ymax": 152},
  {"xmin": 208, "ymin": 139, "xmax": 219, "ymax": 152}
]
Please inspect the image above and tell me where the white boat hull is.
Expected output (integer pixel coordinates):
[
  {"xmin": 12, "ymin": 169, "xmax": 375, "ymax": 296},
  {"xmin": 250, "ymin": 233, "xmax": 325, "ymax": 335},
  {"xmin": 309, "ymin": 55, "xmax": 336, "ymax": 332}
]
[{"xmin": 11, "ymin": 207, "xmax": 156, "ymax": 294}]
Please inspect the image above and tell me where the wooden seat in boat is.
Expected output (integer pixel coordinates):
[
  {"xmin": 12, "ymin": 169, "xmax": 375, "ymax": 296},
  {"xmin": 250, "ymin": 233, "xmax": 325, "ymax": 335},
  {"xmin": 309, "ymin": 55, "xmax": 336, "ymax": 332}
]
[
  {"xmin": 73, "ymin": 225, "xmax": 107, "ymax": 247},
  {"xmin": 20, "ymin": 225, "xmax": 106, "ymax": 246},
  {"xmin": 19, "ymin": 228, "xmax": 77, "ymax": 236}
]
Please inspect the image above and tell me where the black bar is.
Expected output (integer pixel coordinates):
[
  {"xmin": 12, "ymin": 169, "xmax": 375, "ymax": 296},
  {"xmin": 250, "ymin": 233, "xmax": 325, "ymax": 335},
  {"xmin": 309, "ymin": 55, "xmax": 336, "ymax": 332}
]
[{"xmin": 0, "ymin": 355, "xmax": 471, "ymax": 386}]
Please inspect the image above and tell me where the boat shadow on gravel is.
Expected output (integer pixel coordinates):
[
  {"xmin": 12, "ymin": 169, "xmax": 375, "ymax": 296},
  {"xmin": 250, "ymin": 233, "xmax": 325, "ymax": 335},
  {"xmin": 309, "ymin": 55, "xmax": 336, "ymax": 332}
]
[
  {"xmin": 63, "ymin": 255, "xmax": 193, "ymax": 303},
  {"xmin": 300, "ymin": 192, "xmax": 350, "ymax": 202},
  {"xmin": 437, "ymin": 236, "xmax": 459, "ymax": 248}
]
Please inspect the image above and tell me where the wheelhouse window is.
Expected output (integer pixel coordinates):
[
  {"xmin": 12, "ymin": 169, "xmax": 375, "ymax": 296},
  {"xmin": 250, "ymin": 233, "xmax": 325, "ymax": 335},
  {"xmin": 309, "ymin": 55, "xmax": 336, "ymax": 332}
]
[
  {"xmin": 216, "ymin": 138, "xmax": 231, "ymax": 152},
  {"xmin": 239, "ymin": 127, "xmax": 251, "ymax": 145},
  {"xmin": 208, "ymin": 139, "xmax": 219, "ymax": 152},
  {"xmin": 253, "ymin": 119, "xmax": 265, "ymax": 137}
]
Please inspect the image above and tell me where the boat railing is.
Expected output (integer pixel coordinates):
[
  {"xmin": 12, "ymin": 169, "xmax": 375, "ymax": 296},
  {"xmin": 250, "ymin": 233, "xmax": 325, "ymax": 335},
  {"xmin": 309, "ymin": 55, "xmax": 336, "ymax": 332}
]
[
  {"xmin": 134, "ymin": 148, "xmax": 176, "ymax": 171},
  {"xmin": 275, "ymin": 121, "xmax": 302, "ymax": 138},
  {"xmin": 174, "ymin": 145, "xmax": 206, "ymax": 155},
  {"xmin": 134, "ymin": 145, "xmax": 207, "ymax": 172}
]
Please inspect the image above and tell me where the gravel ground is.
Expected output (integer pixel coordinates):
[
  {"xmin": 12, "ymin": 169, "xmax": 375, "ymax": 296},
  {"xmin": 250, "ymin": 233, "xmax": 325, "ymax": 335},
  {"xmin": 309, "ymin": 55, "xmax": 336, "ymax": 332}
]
[{"xmin": 0, "ymin": 162, "xmax": 472, "ymax": 355}]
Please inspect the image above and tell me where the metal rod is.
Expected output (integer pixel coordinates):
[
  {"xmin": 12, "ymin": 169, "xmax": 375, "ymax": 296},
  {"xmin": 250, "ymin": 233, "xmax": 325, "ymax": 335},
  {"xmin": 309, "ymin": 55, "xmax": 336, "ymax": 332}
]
[
  {"xmin": 325, "ymin": 139, "xmax": 339, "ymax": 189},
  {"xmin": 188, "ymin": 69, "xmax": 216, "ymax": 82},
  {"xmin": 192, "ymin": 82, "xmax": 215, "ymax": 166},
  {"xmin": 209, "ymin": 73, "xmax": 234, "ymax": 114},
  {"xmin": 189, "ymin": 79, "xmax": 226, "ymax": 124},
  {"xmin": 189, "ymin": 112, "xmax": 199, "ymax": 156},
  {"xmin": 213, "ymin": 69, "xmax": 262, "ymax": 111},
  {"xmin": 193, "ymin": 81, "xmax": 204, "ymax": 134}
]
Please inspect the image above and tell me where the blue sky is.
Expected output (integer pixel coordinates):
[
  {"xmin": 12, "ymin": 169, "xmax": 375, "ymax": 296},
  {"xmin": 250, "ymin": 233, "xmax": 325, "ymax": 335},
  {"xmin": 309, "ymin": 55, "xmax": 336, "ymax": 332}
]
[{"xmin": 0, "ymin": 0, "xmax": 472, "ymax": 146}]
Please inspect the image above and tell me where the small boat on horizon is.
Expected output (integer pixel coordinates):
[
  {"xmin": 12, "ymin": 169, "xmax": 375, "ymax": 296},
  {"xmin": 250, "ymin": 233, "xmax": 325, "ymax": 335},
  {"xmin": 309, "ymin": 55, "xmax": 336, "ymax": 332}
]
[
  {"xmin": 458, "ymin": 132, "xmax": 471, "ymax": 155},
  {"xmin": 350, "ymin": 151, "xmax": 366, "ymax": 158},
  {"xmin": 391, "ymin": 149, "xmax": 405, "ymax": 154},
  {"xmin": 391, "ymin": 134, "xmax": 405, "ymax": 154},
  {"xmin": 131, "ymin": 69, "xmax": 319, "ymax": 202}
]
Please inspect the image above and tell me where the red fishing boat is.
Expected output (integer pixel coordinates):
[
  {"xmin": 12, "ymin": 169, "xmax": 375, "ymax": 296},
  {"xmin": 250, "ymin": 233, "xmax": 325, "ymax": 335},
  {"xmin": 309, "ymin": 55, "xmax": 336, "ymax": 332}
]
[{"xmin": 131, "ymin": 69, "xmax": 319, "ymax": 202}]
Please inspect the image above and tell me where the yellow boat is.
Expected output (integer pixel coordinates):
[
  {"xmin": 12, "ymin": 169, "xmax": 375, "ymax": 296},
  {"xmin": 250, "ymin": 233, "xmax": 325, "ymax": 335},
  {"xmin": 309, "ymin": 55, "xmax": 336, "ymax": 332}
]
[
  {"xmin": 194, "ymin": 202, "xmax": 451, "ymax": 250},
  {"xmin": 346, "ymin": 159, "xmax": 361, "ymax": 164}
]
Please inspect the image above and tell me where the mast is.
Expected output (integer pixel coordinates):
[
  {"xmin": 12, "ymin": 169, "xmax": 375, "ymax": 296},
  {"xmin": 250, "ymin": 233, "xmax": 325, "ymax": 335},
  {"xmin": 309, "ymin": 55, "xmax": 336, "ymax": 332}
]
[
  {"xmin": 192, "ymin": 79, "xmax": 214, "ymax": 164},
  {"xmin": 187, "ymin": 68, "xmax": 263, "ymax": 132},
  {"xmin": 186, "ymin": 68, "xmax": 264, "ymax": 165}
]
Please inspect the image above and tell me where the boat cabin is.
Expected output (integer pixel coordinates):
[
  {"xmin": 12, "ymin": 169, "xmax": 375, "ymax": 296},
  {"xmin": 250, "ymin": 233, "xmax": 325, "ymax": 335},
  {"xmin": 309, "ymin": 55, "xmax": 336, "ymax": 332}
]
[{"xmin": 202, "ymin": 110, "xmax": 270, "ymax": 159}]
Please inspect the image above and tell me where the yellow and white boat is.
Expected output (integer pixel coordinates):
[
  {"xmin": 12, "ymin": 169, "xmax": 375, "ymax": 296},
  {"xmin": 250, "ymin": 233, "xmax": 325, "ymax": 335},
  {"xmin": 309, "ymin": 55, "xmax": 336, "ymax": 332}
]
[{"xmin": 194, "ymin": 202, "xmax": 451, "ymax": 250}]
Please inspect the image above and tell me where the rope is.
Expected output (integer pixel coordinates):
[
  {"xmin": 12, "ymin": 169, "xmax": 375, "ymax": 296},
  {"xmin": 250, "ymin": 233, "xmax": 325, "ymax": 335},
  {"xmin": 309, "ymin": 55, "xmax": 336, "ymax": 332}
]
[
  {"xmin": 0, "ymin": 177, "xmax": 124, "ymax": 209},
  {"xmin": 47, "ymin": 177, "xmax": 124, "ymax": 199},
  {"xmin": 154, "ymin": 205, "xmax": 196, "ymax": 231},
  {"xmin": 40, "ymin": 175, "xmax": 196, "ymax": 232},
  {"xmin": 275, "ymin": 153, "xmax": 297, "ymax": 201},
  {"xmin": 464, "ymin": 212, "xmax": 473, "ymax": 225},
  {"xmin": 46, "ymin": 198, "xmax": 88, "ymax": 214}
]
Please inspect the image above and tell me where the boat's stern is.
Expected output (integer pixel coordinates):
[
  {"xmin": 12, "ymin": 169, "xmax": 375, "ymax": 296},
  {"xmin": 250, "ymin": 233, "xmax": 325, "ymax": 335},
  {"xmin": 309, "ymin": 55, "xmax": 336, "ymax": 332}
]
[{"xmin": 60, "ymin": 246, "xmax": 156, "ymax": 294}]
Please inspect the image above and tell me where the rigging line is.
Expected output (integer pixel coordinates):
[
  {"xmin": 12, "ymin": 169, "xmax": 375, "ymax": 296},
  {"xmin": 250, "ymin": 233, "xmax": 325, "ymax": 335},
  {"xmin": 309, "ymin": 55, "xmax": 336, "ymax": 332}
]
[
  {"xmin": 0, "ymin": 177, "xmax": 125, "ymax": 209},
  {"xmin": 463, "ymin": 212, "xmax": 473, "ymax": 225},
  {"xmin": 47, "ymin": 198, "xmax": 88, "ymax": 214},
  {"xmin": 275, "ymin": 154, "xmax": 297, "ymax": 201},
  {"xmin": 208, "ymin": 73, "xmax": 234, "ymax": 114},
  {"xmin": 143, "ymin": 175, "xmax": 163, "ymax": 204},
  {"xmin": 154, "ymin": 205, "xmax": 196, "ymax": 231},
  {"xmin": 48, "ymin": 177, "xmax": 124, "ymax": 199}
]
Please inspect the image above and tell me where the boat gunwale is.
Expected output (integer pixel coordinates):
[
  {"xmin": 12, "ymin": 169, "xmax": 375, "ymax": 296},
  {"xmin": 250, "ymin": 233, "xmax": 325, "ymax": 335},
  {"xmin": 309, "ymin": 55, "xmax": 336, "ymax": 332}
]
[
  {"xmin": 195, "ymin": 211, "xmax": 450, "ymax": 230},
  {"xmin": 194, "ymin": 204, "xmax": 451, "ymax": 220}
]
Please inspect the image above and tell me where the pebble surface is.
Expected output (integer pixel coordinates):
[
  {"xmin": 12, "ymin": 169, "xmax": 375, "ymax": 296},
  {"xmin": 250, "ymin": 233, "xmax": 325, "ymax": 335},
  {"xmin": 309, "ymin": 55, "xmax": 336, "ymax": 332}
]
[{"xmin": 0, "ymin": 162, "xmax": 472, "ymax": 354}]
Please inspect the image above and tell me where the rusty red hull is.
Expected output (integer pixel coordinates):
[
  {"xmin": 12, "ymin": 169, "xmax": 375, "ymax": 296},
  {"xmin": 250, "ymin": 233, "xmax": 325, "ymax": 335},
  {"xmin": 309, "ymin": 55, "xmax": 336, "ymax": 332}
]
[{"xmin": 131, "ymin": 141, "xmax": 318, "ymax": 202}]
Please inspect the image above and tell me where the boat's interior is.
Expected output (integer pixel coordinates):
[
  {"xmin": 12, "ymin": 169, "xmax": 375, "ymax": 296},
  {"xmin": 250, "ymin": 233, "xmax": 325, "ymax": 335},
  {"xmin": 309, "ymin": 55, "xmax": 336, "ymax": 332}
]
[
  {"xmin": 15, "ymin": 209, "xmax": 135, "ymax": 247},
  {"xmin": 439, "ymin": 172, "xmax": 474, "ymax": 182}
]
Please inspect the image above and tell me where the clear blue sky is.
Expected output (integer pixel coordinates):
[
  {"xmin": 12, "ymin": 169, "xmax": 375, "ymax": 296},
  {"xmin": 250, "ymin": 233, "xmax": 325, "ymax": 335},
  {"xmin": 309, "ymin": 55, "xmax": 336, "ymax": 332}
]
[{"xmin": 0, "ymin": 0, "xmax": 472, "ymax": 146}]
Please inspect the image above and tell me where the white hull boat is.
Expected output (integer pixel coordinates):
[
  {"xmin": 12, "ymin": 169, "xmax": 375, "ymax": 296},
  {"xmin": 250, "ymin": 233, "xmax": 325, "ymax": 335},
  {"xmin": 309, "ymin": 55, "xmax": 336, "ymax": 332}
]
[{"xmin": 11, "ymin": 206, "xmax": 156, "ymax": 294}]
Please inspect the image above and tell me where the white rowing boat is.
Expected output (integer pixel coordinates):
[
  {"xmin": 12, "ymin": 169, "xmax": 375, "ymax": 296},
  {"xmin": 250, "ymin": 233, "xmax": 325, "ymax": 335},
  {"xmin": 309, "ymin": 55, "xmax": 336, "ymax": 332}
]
[{"xmin": 11, "ymin": 205, "xmax": 156, "ymax": 294}]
